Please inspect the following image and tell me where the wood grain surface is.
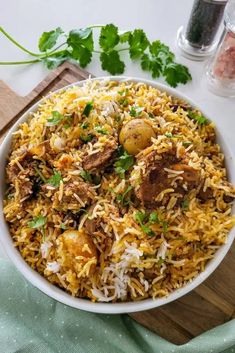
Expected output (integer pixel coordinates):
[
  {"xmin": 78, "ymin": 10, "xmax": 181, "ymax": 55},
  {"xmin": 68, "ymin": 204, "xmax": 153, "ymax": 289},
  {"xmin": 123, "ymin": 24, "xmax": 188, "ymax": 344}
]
[{"xmin": 0, "ymin": 62, "xmax": 234, "ymax": 345}]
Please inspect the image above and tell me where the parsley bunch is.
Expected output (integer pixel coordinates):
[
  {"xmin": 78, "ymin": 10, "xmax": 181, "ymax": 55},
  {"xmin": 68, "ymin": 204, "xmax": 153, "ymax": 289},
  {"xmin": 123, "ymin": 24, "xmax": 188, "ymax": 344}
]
[{"xmin": 0, "ymin": 24, "xmax": 192, "ymax": 87}]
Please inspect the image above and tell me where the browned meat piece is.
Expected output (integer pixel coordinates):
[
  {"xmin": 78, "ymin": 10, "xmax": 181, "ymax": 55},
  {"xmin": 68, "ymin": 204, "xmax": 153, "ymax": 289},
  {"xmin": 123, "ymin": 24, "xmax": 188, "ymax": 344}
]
[
  {"xmin": 223, "ymin": 194, "xmax": 235, "ymax": 203},
  {"xmin": 18, "ymin": 180, "xmax": 33, "ymax": 200},
  {"xmin": 136, "ymin": 149, "xmax": 200, "ymax": 207},
  {"xmin": 84, "ymin": 204, "xmax": 100, "ymax": 235},
  {"xmin": 198, "ymin": 187, "xmax": 214, "ymax": 202},
  {"xmin": 7, "ymin": 151, "xmax": 33, "ymax": 183},
  {"xmin": 82, "ymin": 139, "xmax": 117, "ymax": 172},
  {"xmin": 52, "ymin": 180, "xmax": 96, "ymax": 212}
]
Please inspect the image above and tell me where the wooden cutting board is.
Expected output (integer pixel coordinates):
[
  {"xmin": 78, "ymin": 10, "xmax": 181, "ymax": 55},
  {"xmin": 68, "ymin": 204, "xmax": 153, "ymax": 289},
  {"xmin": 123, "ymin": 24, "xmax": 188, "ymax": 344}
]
[{"xmin": 1, "ymin": 62, "xmax": 235, "ymax": 345}]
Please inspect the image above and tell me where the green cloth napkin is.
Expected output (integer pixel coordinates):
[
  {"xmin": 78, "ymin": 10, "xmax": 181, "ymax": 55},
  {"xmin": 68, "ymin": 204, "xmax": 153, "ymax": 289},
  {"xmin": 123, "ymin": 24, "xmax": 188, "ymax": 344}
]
[{"xmin": 0, "ymin": 258, "xmax": 234, "ymax": 353}]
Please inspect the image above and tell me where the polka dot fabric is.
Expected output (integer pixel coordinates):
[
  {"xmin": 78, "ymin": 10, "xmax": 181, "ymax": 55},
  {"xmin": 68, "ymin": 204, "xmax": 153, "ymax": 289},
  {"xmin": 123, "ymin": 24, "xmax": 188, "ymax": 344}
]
[{"xmin": 0, "ymin": 258, "xmax": 234, "ymax": 353}]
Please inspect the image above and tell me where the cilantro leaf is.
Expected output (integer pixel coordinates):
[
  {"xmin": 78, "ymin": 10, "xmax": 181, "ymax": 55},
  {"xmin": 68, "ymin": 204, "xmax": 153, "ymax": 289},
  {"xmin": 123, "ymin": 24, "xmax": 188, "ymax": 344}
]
[
  {"xmin": 128, "ymin": 29, "xmax": 149, "ymax": 59},
  {"xmin": 80, "ymin": 134, "xmax": 93, "ymax": 143},
  {"xmin": 141, "ymin": 54, "xmax": 162, "ymax": 78},
  {"xmin": 134, "ymin": 211, "xmax": 155, "ymax": 236},
  {"xmin": 119, "ymin": 31, "xmax": 131, "ymax": 43},
  {"xmin": 38, "ymin": 27, "xmax": 63, "ymax": 52},
  {"xmin": 67, "ymin": 28, "xmax": 93, "ymax": 67},
  {"xmin": 187, "ymin": 111, "xmax": 208, "ymax": 125},
  {"xmin": 183, "ymin": 141, "xmax": 192, "ymax": 147},
  {"xmin": 162, "ymin": 221, "xmax": 168, "ymax": 235},
  {"xmin": 141, "ymin": 54, "xmax": 152, "ymax": 71},
  {"xmin": 47, "ymin": 111, "xmax": 64, "ymax": 126},
  {"xmin": 181, "ymin": 199, "xmax": 189, "ymax": 210},
  {"xmin": 71, "ymin": 46, "xmax": 92, "ymax": 67},
  {"xmin": 134, "ymin": 211, "xmax": 147, "ymax": 224},
  {"xmin": 116, "ymin": 185, "xmax": 133, "ymax": 207},
  {"xmin": 28, "ymin": 215, "xmax": 47, "ymax": 229},
  {"xmin": 95, "ymin": 126, "xmax": 108, "ymax": 135},
  {"xmin": 142, "ymin": 224, "xmax": 155, "ymax": 236},
  {"xmin": 47, "ymin": 171, "xmax": 63, "ymax": 187},
  {"xmin": 82, "ymin": 102, "xmax": 93, "ymax": 117},
  {"xmin": 114, "ymin": 151, "xmax": 134, "ymax": 178},
  {"xmin": 80, "ymin": 169, "xmax": 92, "ymax": 183},
  {"xmin": 149, "ymin": 212, "xmax": 159, "ymax": 224},
  {"xmin": 81, "ymin": 122, "xmax": 89, "ymax": 129},
  {"xmin": 100, "ymin": 50, "xmax": 125, "ymax": 75},
  {"xmin": 129, "ymin": 106, "xmax": 144, "ymax": 117},
  {"xmin": 67, "ymin": 28, "xmax": 94, "ymax": 51},
  {"xmin": 99, "ymin": 24, "xmax": 119, "ymax": 51},
  {"xmin": 164, "ymin": 63, "xmax": 192, "ymax": 88},
  {"xmin": 42, "ymin": 50, "xmax": 70, "ymax": 69},
  {"xmin": 60, "ymin": 223, "xmax": 67, "ymax": 230},
  {"xmin": 151, "ymin": 59, "xmax": 163, "ymax": 78},
  {"xmin": 150, "ymin": 40, "xmax": 174, "ymax": 67}
]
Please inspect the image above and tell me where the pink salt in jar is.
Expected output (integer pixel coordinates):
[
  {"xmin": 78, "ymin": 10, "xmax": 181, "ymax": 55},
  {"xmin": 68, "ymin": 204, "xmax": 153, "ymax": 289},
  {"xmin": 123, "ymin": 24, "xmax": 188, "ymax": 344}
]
[{"xmin": 206, "ymin": 0, "xmax": 235, "ymax": 96}]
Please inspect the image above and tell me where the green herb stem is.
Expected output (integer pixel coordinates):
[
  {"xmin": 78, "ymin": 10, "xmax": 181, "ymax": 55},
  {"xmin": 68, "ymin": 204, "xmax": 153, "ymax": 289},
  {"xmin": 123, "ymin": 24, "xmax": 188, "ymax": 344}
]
[
  {"xmin": 0, "ymin": 26, "xmax": 39, "ymax": 57},
  {"xmin": 0, "ymin": 59, "xmax": 40, "ymax": 65}
]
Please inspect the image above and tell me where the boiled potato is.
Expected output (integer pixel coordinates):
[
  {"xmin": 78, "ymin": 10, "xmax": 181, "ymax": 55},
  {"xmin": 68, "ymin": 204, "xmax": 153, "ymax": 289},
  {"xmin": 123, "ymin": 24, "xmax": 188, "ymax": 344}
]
[
  {"xmin": 119, "ymin": 119, "xmax": 156, "ymax": 155},
  {"xmin": 61, "ymin": 229, "xmax": 97, "ymax": 274}
]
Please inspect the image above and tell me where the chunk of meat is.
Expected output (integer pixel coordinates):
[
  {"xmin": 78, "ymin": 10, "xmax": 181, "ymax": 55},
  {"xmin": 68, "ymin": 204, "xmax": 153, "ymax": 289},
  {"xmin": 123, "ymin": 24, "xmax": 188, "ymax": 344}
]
[
  {"xmin": 84, "ymin": 204, "xmax": 100, "ymax": 235},
  {"xmin": 135, "ymin": 149, "xmax": 200, "ymax": 207},
  {"xmin": 60, "ymin": 229, "xmax": 97, "ymax": 275},
  {"xmin": 52, "ymin": 180, "xmax": 96, "ymax": 212},
  {"xmin": 82, "ymin": 139, "xmax": 117, "ymax": 172},
  {"xmin": 17, "ymin": 180, "xmax": 33, "ymax": 200},
  {"xmin": 198, "ymin": 187, "xmax": 214, "ymax": 202},
  {"xmin": 7, "ymin": 151, "xmax": 33, "ymax": 183}
]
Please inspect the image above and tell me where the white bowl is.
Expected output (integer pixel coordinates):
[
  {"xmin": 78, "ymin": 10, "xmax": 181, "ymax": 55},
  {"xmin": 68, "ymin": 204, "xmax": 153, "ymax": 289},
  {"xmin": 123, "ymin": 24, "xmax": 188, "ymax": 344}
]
[{"xmin": 0, "ymin": 76, "xmax": 234, "ymax": 314}]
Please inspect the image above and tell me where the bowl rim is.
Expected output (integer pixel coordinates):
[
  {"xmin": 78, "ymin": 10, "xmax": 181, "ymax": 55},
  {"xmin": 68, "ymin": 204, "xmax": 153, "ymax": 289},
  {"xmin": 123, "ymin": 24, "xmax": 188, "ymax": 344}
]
[{"xmin": 0, "ymin": 75, "xmax": 234, "ymax": 314}]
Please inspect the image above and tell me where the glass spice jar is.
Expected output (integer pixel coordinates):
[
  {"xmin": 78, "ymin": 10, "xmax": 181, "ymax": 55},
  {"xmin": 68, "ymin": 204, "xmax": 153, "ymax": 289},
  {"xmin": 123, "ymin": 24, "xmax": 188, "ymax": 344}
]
[
  {"xmin": 206, "ymin": 0, "xmax": 235, "ymax": 96},
  {"xmin": 177, "ymin": 0, "xmax": 228, "ymax": 60}
]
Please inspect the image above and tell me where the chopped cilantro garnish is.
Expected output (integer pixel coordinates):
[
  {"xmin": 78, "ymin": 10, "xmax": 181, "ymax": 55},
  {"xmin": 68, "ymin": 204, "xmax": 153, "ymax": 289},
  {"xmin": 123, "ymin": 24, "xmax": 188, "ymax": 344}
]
[
  {"xmin": 157, "ymin": 257, "xmax": 165, "ymax": 266},
  {"xmin": 119, "ymin": 98, "xmax": 129, "ymax": 107},
  {"xmin": 134, "ymin": 211, "xmax": 154, "ymax": 236},
  {"xmin": 28, "ymin": 215, "xmax": 47, "ymax": 229},
  {"xmin": 47, "ymin": 171, "xmax": 63, "ymax": 187},
  {"xmin": 81, "ymin": 122, "xmax": 89, "ymax": 129},
  {"xmin": 183, "ymin": 141, "xmax": 192, "ymax": 147},
  {"xmin": 80, "ymin": 134, "xmax": 93, "ymax": 143},
  {"xmin": 60, "ymin": 223, "xmax": 67, "ymax": 230},
  {"xmin": 95, "ymin": 126, "xmax": 108, "ymax": 135},
  {"xmin": 116, "ymin": 185, "xmax": 133, "ymax": 207},
  {"xmin": 165, "ymin": 132, "xmax": 182, "ymax": 138},
  {"xmin": 149, "ymin": 211, "xmax": 159, "ymax": 224},
  {"xmin": 114, "ymin": 151, "xmax": 134, "ymax": 178},
  {"xmin": 35, "ymin": 167, "xmax": 47, "ymax": 183},
  {"xmin": 162, "ymin": 221, "xmax": 168, "ymax": 235},
  {"xmin": 80, "ymin": 169, "xmax": 92, "ymax": 183},
  {"xmin": 134, "ymin": 211, "xmax": 168, "ymax": 236},
  {"xmin": 47, "ymin": 111, "xmax": 64, "ymax": 126},
  {"xmin": 129, "ymin": 106, "xmax": 144, "ymax": 117},
  {"xmin": 188, "ymin": 111, "xmax": 208, "ymax": 125},
  {"xmin": 181, "ymin": 199, "xmax": 189, "ymax": 210},
  {"xmin": 82, "ymin": 102, "xmax": 93, "ymax": 117}
]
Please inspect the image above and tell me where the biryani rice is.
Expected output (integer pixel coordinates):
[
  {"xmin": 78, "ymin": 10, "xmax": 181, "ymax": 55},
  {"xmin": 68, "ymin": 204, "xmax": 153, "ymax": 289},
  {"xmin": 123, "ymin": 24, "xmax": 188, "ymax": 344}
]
[{"xmin": 3, "ymin": 78, "xmax": 235, "ymax": 302}]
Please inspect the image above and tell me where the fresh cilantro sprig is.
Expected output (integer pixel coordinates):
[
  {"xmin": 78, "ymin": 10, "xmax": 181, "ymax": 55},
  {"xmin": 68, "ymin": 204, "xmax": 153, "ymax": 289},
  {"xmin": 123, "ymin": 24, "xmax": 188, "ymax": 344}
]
[
  {"xmin": 0, "ymin": 25, "xmax": 192, "ymax": 87},
  {"xmin": 28, "ymin": 215, "xmax": 47, "ymax": 240},
  {"xmin": 114, "ymin": 150, "xmax": 134, "ymax": 178},
  {"xmin": 28, "ymin": 215, "xmax": 47, "ymax": 229},
  {"xmin": 47, "ymin": 171, "xmax": 63, "ymax": 187},
  {"xmin": 116, "ymin": 185, "xmax": 133, "ymax": 207},
  {"xmin": 35, "ymin": 168, "xmax": 63, "ymax": 187},
  {"xmin": 187, "ymin": 111, "xmax": 208, "ymax": 125},
  {"xmin": 134, "ymin": 210, "xmax": 168, "ymax": 236}
]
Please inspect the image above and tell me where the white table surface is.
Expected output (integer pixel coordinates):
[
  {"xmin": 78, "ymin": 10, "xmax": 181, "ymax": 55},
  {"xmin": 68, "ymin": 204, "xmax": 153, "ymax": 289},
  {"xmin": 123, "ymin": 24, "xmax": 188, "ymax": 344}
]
[{"xmin": 0, "ymin": 0, "xmax": 234, "ymax": 259}]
